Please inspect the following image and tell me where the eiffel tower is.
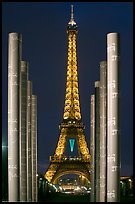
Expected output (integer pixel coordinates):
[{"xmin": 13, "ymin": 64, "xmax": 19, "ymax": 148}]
[{"xmin": 44, "ymin": 5, "xmax": 90, "ymax": 184}]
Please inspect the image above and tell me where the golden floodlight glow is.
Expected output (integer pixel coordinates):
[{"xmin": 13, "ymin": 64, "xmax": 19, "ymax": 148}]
[{"xmin": 63, "ymin": 31, "xmax": 81, "ymax": 120}]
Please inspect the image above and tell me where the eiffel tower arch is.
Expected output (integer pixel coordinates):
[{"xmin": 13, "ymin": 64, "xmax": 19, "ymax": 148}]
[{"xmin": 44, "ymin": 5, "xmax": 91, "ymax": 184}]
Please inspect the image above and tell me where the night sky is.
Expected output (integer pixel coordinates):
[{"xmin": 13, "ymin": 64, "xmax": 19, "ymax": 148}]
[{"xmin": 2, "ymin": 2, "xmax": 133, "ymax": 176}]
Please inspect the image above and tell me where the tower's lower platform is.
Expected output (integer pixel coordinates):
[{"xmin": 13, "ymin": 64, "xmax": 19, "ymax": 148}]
[{"xmin": 44, "ymin": 156, "xmax": 90, "ymax": 184}]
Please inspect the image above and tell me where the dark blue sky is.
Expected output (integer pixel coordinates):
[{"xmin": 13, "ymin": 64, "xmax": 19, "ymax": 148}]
[{"xmin": 2, "ymin": 2, "xmax": 133, "ymax": 176}]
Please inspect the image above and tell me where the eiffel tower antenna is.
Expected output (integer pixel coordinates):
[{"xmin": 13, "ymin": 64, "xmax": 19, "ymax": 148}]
[
  {"xmin": 71, "ymin": 5, "xmax": 74, "ymax": 20},
  {"xmin": 68, "ymin": 4, "xmax": 76, "ymax": 26}
]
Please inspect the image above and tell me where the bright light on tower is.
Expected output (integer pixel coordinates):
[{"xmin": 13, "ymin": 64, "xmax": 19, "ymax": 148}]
[{"xmin": 69, "ymin": 139, "xmax": 75, "ymax": 152}]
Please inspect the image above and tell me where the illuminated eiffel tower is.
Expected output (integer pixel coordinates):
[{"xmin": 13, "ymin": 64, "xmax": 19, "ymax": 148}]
[{"xmin": 44, "ymin": 5, "xmax": 90, "ymax": 184}]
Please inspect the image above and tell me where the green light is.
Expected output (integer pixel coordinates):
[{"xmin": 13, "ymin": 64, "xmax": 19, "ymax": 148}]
[{"xmin": 69, "ymin": 139, "xmax": 75, "ymax": 152}]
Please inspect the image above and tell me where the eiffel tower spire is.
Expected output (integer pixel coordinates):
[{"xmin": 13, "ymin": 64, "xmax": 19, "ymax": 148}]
[
  {"xmin": 63, "ymin": 5, "xmax": 81, "ymax": 121},
  {"xmin": 71, "ymin": 5, "xmax": 74, "ymax": 20}
]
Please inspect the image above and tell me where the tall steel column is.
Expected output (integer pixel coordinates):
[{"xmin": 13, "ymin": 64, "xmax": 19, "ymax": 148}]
[
  {"xmin": 99, "ymin": 61, "xmax": 107, "ymax": 202},
  {"xmin": 95, "ymin": 81, "xmax": 100, "ymax": 202},
  {"xmin": 107, "ymin": 33, "xmax": 120, "ymax": 202},
  {"xmin": 27, "ymin": 80, "xmax": 32, "ymax": 201},
  {"xmin": 8, "ymin": 32, "xmax": 22, "ymax": 201},
  {"xmin": 31, "ymin": 95, "xmax": 37, "ymax": 202},
  {"xmin": 19, "ymin": 61, "xmax": 28, "ymax": 201},
  {"xmin": 90, "ymin": 94, "xmax": 95, "ymax": 202}
]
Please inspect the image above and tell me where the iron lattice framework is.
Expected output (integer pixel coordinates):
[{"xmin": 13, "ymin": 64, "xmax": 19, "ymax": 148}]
[{"xmin": 44, "ymin": 5, "xmax": 90, "ymax": 184}]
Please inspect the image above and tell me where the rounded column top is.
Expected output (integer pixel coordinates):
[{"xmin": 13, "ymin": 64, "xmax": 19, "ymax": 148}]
[
  {"xmin": 107, "ymin": 32, "xmax": 120, "ymax": 42},
  {"xmin": 100, "ymin": 61, "xmax": 107, "ymax": 67},
  {"xmin": 32, "ymin": 95, "xmax": 37, "ymax": 99},
  {"xmin": 107, "ymin": 32, "xmax": 119, "ymax": 36},
  {"xmin": 21, "ymin": 61, "xmax": 28, "ymax": 73},
  {"xmin": 8, "ymin": 32, "xmax": 22, "ymax": 41},
  {"xmin": 95, "ymin": 81, "xmax": 100, "ymax": 88}
]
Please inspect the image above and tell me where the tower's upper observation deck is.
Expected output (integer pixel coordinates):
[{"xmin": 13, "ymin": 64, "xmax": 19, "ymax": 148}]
[{"xmin": 67, "ymin": 5, "xmax": 77, "ymax": 32}]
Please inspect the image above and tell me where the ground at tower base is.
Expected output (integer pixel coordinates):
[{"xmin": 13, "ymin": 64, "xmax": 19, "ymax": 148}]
[{"xmin": 37, "ymin": 175, "xmax": 133, "ymax": 202}]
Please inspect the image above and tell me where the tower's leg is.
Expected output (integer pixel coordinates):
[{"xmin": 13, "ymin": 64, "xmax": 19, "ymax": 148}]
[
  {"xmin": 107, "ymin": 33, "xmax": 120, "ymax": 202},
  {"xmin": 8, "ymin": 32, "xmax": 22, "ymax": 201}
]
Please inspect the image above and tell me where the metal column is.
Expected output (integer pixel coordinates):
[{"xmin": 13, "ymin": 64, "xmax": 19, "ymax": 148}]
[
  {"xmin": 90, "ymin": 94, "xmax": 95, "ymax": 202},
  {"xmin": 8, "ymin": 32, "xmax": 22, "ymax": 202},
  {"xmin": 107, "ymin": 33, "xmax": 120, "ymax": 202},
  {"xmin": 19, "ymin": 61, "xmax": 28, "ymax": 201},
  {"xmin": 27, "ymin": 80, "xmax": 32, "ymax": 201},
  {"xmin": 99, "ymin": 61, "xmax": 107, "ymax": 202},
  {"xmin": 95, "ymin": 81, "xmax": 100, "ymax": 202},
  {"xmin": 31, "ymin": 95, "xmax": 38, "ymax": 202}
]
